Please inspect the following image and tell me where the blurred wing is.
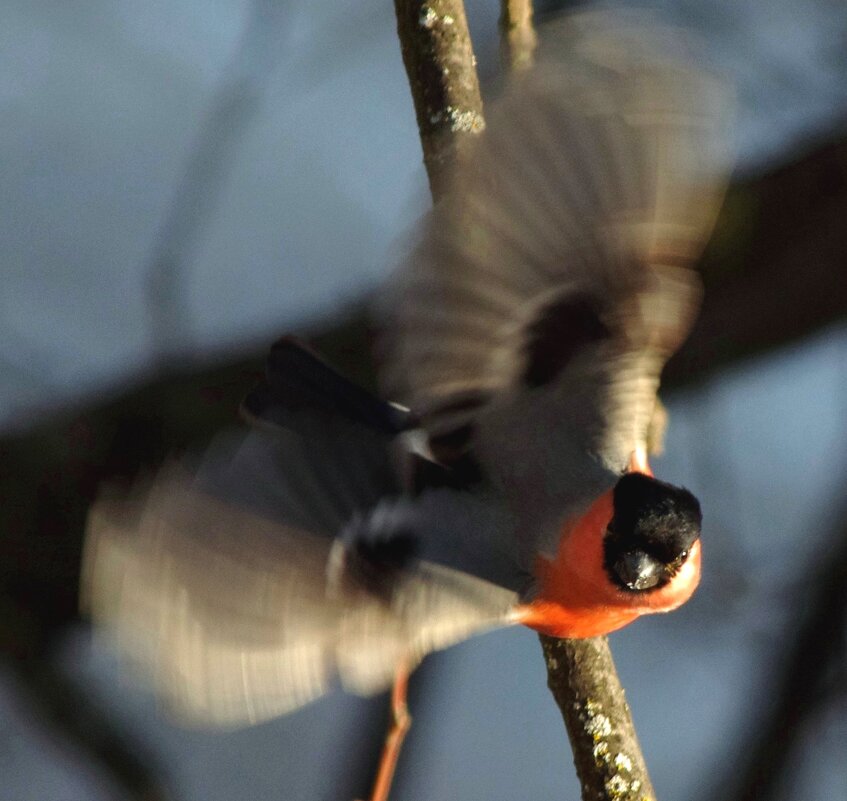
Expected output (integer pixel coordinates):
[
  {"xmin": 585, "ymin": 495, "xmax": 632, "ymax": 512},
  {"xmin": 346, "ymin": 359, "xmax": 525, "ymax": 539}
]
[
  {"xmin": 83, "ymin": 468, "xmax": 338, "ymax": 724},
  {"xmin": 381, "ymin": 12, "xmax": 732, "ymax": 473},
  {"xmin": 82, "ymin": 422, "xmax": 516, "ymax": 728}
]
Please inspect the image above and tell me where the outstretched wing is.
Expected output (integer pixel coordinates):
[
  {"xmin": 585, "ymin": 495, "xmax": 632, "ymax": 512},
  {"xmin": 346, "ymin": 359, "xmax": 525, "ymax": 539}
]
[
  {"xmin": 380, "ymin": 13, "xmax": 732, "ymax": 486},
  {"xmin": 82, "ymin": 404, "xmax": 515, "ymax": 728}
]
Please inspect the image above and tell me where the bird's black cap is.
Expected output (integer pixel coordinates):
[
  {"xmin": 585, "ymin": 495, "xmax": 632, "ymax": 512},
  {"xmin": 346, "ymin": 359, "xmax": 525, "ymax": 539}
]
[{"xmin": 604, "ymin": 473, "xmax": 702, "ymax": 592}]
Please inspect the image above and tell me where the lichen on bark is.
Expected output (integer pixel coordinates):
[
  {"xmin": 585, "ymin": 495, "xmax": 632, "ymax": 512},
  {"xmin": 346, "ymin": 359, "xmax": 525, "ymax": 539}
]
[{"xmin": 540, "ymin": 635, "xmax": 657, "ymax": 801}]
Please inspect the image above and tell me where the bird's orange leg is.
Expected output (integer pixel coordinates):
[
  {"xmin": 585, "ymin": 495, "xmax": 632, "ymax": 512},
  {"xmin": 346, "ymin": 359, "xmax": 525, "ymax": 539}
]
[{"xmin": 359, "ymin": 662, "xmax": 412, "ymax": 801}]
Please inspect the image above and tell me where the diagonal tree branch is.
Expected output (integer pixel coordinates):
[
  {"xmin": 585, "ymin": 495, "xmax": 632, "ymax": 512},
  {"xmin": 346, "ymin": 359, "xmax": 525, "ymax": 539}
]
[
  {"xmin": 4, "ymin": 6, "xmax": 844, "ymax": 801},
  {"xmin": 3, "ymin": 129, "xmax": 844, "ymax": 801},
  {"xmin": 318, "ymin": 129, "xmax": 847, "ymax": 400},
  {"xmin": 666, "ymin": 134, "xmax": 847, "ymax": 389}
]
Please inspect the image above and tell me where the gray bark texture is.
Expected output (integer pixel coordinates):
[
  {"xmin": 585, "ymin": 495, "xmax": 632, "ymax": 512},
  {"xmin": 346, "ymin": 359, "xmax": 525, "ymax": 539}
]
[
  {"xmin": 393, "ymin": 0, "xmax": 485, "ymax": 198},
  {"xmin": 540, "ymin": 635, "xmax": 657, "ymax": 801}
]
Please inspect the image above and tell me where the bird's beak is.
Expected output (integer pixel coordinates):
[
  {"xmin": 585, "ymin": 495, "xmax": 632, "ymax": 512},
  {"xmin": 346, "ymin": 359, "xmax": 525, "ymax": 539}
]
[{"xmin": 613, "ymin": 550, "xmax": 663, "ymax": 591}]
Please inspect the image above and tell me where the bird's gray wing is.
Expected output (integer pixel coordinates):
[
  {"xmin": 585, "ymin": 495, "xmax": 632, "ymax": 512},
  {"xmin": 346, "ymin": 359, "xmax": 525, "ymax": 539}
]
[
  {"xmin": 380, "ymin": 12, "xmax": 732, "ymax": 486},
  {"xmin": 81, "ymin": 417, "xmax": 516, "ymax": 729}
]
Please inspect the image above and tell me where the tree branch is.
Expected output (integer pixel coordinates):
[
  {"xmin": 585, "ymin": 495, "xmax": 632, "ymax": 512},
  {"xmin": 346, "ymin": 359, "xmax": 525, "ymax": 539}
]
[
  {"xmin": 499, "ymin": 0, "xmax": 537, "ymax": 70},
  {"xmin": 394, "ymin": 2, "xmax": 657, "ymax": 798},
  {"xmin": 540, "ymin": 635, "xmax": 656, "ymax": 801},
  {"xmin": 393, "ymin": 0, "xmax": 485, "ymax": 198}
]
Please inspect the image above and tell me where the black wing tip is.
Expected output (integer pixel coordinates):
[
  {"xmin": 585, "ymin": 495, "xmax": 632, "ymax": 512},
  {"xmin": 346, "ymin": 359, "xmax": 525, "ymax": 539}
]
[{"xmin": 242, "ymin": 336, "xmax": 412, "ymax": 435}]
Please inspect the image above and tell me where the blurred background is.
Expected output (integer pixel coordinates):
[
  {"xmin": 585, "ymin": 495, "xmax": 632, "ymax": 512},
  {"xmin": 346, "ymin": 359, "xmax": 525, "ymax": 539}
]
[{"xmin": 1, "ymin": 1, "xmax": 846, "ymax": 800}]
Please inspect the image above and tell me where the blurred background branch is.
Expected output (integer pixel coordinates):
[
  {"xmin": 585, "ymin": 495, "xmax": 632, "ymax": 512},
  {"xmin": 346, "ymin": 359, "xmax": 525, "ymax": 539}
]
[
  {"xmin": 667, "ymin": 135, "xmax": 847, "ymax": 388},
  {"xmin": 145, "ymin": 0, "xmax": 289, "ymax": 360},
  {"xmin": 723, "ymin": 487, "xmax": 847, "ymax": 801}
]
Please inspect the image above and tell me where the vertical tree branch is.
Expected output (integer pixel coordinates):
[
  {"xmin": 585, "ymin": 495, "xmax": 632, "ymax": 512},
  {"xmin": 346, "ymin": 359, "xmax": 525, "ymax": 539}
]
[
  {"xmin": 541, "ymin": 636, "xmax": 657, "ymax": 801},
  {"xmin": 394, "ymin": 2, "xmax": 659, "ymax": 799},
  {"xmin": 496, "ymin": 3, "xmax": 658, "ymax": 797},
  {"xmin": 499, "ymin": 0, "xmax": 538, "ymax": 70},
  {"xmin": 393, "ymin": 0, "xmax": 486, "ymax": 198}
]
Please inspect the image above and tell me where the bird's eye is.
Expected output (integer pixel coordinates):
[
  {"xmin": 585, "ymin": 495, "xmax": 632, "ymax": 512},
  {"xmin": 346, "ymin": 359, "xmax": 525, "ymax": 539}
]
[{"xmin": 679, "ymin": 550, "xmax": 688, "ymax": 560}]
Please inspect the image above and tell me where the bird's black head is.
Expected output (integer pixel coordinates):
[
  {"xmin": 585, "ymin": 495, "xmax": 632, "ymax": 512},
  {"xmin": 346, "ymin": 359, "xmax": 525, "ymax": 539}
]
[{"xmin": 603, "ymin": 472, "xmax": 702, "ymax": 593}]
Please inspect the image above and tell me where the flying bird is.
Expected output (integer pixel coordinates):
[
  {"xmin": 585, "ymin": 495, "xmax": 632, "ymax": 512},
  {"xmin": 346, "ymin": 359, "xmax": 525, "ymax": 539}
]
[{"xmin": 81, "ymin": 11, "xmax": 732, "ymax": 730}]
